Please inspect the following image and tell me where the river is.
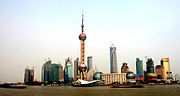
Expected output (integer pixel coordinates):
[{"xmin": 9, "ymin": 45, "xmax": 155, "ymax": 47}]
[{"xmin": 0, "ymin": 85, "xmax": 180, "ymax": 96}]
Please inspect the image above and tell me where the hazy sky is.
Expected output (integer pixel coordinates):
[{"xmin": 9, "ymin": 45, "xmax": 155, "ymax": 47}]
[{"xmin": 0, "ymin": 0, "xmax": 180, "ymax": 83}]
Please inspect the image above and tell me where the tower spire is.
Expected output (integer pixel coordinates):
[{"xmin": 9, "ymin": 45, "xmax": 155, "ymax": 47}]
[{"xmin": 81, "ymin": 8, "xmax": 84, "ymax": 33}]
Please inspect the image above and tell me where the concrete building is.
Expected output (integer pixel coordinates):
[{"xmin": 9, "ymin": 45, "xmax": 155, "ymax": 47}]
[
  {"xmin": 136, "ymin": 58, "xmax": 143, "ymax": 75},
  {"xmin": 74, "ymin": 58, "xmax": 79, "ymax": 80},
  {"xmin": 102, "ymin": 73, "xmax": 126, "ymax": 84},
  {"xmin": 59, "ymin": 64, "xmax": 64, "ymax": 82},
  {"xmin": 110, "ymin": 45, "xmax": 118, "ymax": 73},
  {"xmin": 155, "ymin": 65, "xmax": 165, "ymax": 80},
  {"xmin": 50, "ymin": 64, "xmax": 59, "ymax": 82},
  {"xmin": 121, "ymin": 63, "xmax": 129, "ymax": 73},
  {"xmin": 24, "ymin": 67, "xmax": 34, "ymax": 83},
  {"xmin": 64, "ymin": 58, "xmax": 73, "ymax": 83}
]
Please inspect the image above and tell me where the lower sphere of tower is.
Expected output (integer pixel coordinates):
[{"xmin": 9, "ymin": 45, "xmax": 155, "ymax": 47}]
[{"xmin": 79, "ymin": 65, "xmax": 87, "ymax": 72}]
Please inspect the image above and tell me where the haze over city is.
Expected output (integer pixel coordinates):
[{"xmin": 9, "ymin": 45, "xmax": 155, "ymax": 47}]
[{"xmin": 0, "ymin": 0, "xmax": 180, "ymax": 83}]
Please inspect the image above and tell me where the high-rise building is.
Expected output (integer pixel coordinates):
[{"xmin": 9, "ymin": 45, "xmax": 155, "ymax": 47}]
[
  {"xmin": 110, "ymin": 44, "xmax": 118, "ymax": 73},
  {"xmin": 146, "ymin": 58, "xmax": 154, "ymax": 73},
  {"xmin": 155, "ymin": 65, "xmax": 165, "ymax": 80},
  {"xmin": 24, "ymin": 67, "xmax": 34, "ymax": 83},
  {"xmin": 41, "ymin": 60, "xmax": 51, "ymax": 82},
  {"xmin": 161, "ymin": 57, "xmax": 170, "ymax": 80},
  {"xmin": 87, "ymin": 56, "xmax": 93, "ymax": 73},
  {"xmin": 121, "ymin": 63, "xmax": 129, "ymax": 73},
  {"xmin": 59, "ymin": 64, "xmax": 64, "ymax": 82},
  {"xmin": 146, "ymin": 58, "xmax": 157, "ymax": 82},
  {"xmin": 87, "ymin": 56, "xmax": 94, "ymax": 81},
  {"xmin": 74, "ymin": 58, "xmax": 79, "ymax": 80},
  {"xmin": 78, "ymin": 9, "xmax": 87, "ymax": 80},
  {"xmin": 64, "ymin": 58, "xmax": 73, "ymax": 83},
  {"xmin": 50, "ymin": 64, "xmax": 59, "ymax": 82},
  {"xmin": 136, "ymin": 58, "xmax": 143, "ymax": 75}
]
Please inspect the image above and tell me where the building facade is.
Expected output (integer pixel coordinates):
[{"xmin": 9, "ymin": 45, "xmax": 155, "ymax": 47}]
[
  {"xmin": 64, "ymin": 58, "xmax": 73, "ymax": 83},
  {"xmin": 87, "ymin": 56, "xmax": 93, "ymax": 73},
  {"xmin": 155, "ymin": 65, "xmax": 165, "ymax": 80},
  {"xmin": 74, "ymin": 58, "xmax": 79, "ymax": 80},
  {"xmin": 59, "ymin": 64, "xmax": 64, "ymax": 82},
  {"xmin": 50, "ymin": 64, "xmax": 59, "ymax": 82},
  {"xmin": 41, "ymin": 60, "xmax": 51, "ymax": 82},
  {"xmin": 121, "ymin": 63, "xmax": 129, "ymax": 73},
  {"xmin": 136, "ymin": 58, "xmax": 143, "ymax": 75},
  {"xmin": 110, "ymin": 45, "xmax": 118, "ymax": 73},
  {"xmin": 102, "ymin": 73, "xmax": 126, "ymax": 84},
  {"xmin": 161, "ymin": 57, "xmax": 170, "ymax": 80},
  {"xmin": 146, "ymin": 58, "xmax": 154, "ymax": 73},
  {"xmin": 24, "ymin": 67, "xmax": 34, "ymax": 83}
]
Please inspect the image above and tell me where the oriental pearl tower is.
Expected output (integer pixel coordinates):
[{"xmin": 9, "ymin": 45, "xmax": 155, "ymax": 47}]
[{"xmin": 78, "ymin": 9, "xmax": 87, "ymax": 80}]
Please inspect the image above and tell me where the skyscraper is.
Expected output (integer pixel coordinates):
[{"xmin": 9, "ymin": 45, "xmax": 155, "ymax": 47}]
[
  {"xmin": 41, "ymin": 60, "xmax": 51, "ymax": 82},
  {"xmin": 87, "ymin": 56, "xmax": 94, "ymax": 81},
  {"xmin": 121, "ymin": 63, "xmax": 129, "ymax": 73},
  {"xmin": 50, "ymin": 64, "xmax": 59, "ymax": 82},
  {"xmin": 74, "ymin": 58, "xmax": 79, "ymax": 80},
  {"xmin": 87, "ymin": 56, "xmax": 93, "ymax": 73},
  {"xmin": 59, "ymin": 64, "xmax": 64, "ymax": 82},
  {"xmin": 24, "ymin": 67, "xmax": 34, "ymax": 83},
  {"xmin": 78, "ymin": 9, "xmax": 87, "ymax": 80},
  {"xmin": 110, "ymin": 44, "xmax": 118, "ymax": 73},
  {"xmin": 64, "ymin": 58, "xmax": 73, "ymax": 83},
  {"xmin": 136, "ymin": 58, "xmax": 143, "ymax": 75},
  {"xmin": 146, "ymin": 58, "xmax": 155, "ymax": 73},
  {"xmin": 161, "ymin": 57, "xmax": 170, "ymax": 80}
]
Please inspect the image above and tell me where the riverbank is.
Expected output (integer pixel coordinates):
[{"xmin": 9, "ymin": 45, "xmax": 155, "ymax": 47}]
[{"xmin": 0, "ymin": 85, "xmax": 180, "ymax": 96}]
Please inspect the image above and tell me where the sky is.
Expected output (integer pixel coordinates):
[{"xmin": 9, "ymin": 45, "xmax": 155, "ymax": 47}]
[{"xmin": 0, "ymin": 0, "xmax": 180, "ymax": 83}]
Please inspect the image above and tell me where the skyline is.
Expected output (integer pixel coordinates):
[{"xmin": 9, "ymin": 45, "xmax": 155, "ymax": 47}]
[{"xmin": 0, "ymin": 0, "xmax": 180, "ymax": 83}]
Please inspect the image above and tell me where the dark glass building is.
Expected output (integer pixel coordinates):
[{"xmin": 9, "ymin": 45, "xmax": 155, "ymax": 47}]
[
  {"xmin": 50, "ymin": 64, "xmax": 59, "ymax": 82},
  {"xmin": 136, "ymin": 58, "xmax": 143, "ymax": 75},
  {"xmin": 64, "ymin": 58, "xmax": 73, "ymax": 83},
  {"xmin": 42, "ymin": 60, "xmax": 51, "ymax": 82},
  {"xmin": 146, "ymin": 58, "xmax": 154, "ymax": 73}
]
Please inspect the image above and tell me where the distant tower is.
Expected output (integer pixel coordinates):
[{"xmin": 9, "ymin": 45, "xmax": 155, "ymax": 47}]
[
  {"xmin": 74, "ymin": 58, "xmax": 79, "ymax": 80},
  {"xmin": 121, "ymin": 63, "xmax": 129, "ymax": 73},
  {"xmin": 41, "ymin": 59, "xmax": 51, "ymax": 82},
  {"xmin": 59, "ymin": 64, "xmax": 64, "ymax": 82},
  {"xmin": 110, "ymin": 44, "xmax": 118, "ymax": 73},
  {"xmin": 24, "ymin": 67, "xmax": 34, "ymax": 83},
  {"xmin": 161, "ymin": 57, "xmax": 171, "ymax": 80},
  {"xmin": 87, "ymin": 56, "xmax": 94, "ymax": 81},
  {"xmin": 87, "ymin": 56, "xmax": 93, "ymax": 72},
  {"xmin": 50, "ymin": 64, "xmax": 59, "ymax": 82},
  {"xmin": 78, "ymin": 9, "xmax": 87, "ymax": 80},
  {"xmin": 136, "ymin": 58, "xmax": 143, "ymax": 75},
  {"xmin": 64, "ymin": 58, "xmax": 73, "ymax": 83},
  {"xmin": 146, "ymin": 58, "xmax": 154, "ymax": 73}
]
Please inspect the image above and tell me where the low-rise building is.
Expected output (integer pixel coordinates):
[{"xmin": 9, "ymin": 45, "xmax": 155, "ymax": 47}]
[{"xmin": 101, "ymin": 73, "xmax": 126, "ymax": 84}]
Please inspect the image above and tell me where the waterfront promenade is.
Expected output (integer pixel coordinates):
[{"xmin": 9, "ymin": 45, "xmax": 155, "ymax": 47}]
[{"xmin": 0, "ymin": 85, "xmax": 180, "ymax": 96}]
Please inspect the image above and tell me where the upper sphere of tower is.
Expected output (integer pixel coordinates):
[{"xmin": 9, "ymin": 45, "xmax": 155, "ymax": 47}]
[{"xmin": 79, "ymin": 33, "xmax": 86, "ymax": 41}]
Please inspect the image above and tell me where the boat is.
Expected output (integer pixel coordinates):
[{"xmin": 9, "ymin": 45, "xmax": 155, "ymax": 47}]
[
  {"xmin": 73, "ymin": 79, "xmax": 100, "ymax": 87},
  {"xmin": 111, "ymin": 84, "xmax": 144, "ymax": 88},
  {"xmin": 0, "ymin": 83, "xmax": 26, "ymax": 89}
]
